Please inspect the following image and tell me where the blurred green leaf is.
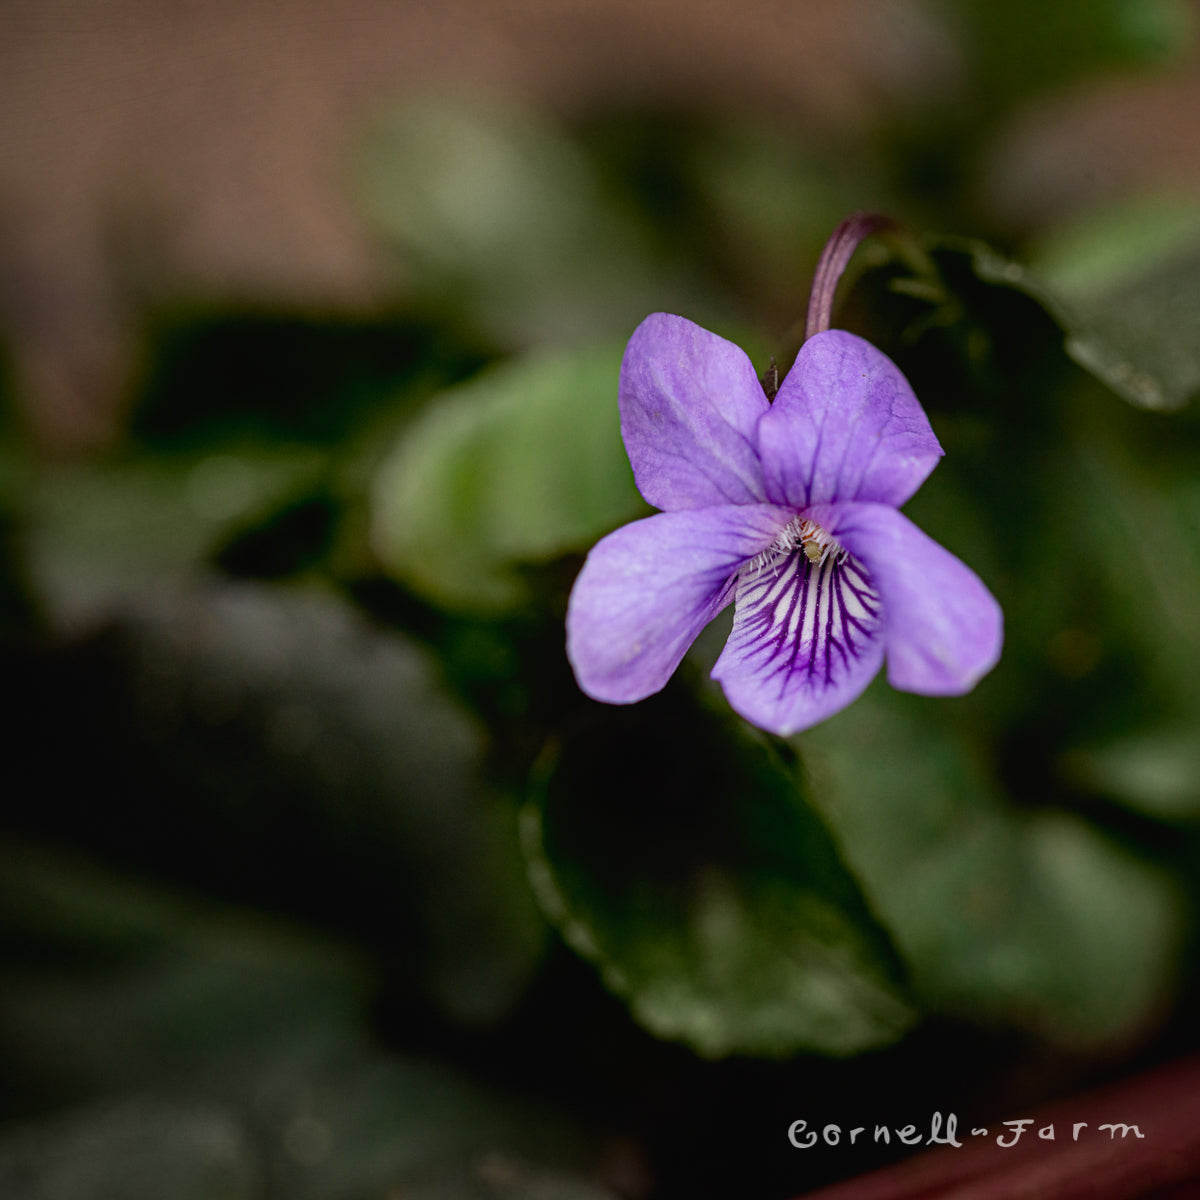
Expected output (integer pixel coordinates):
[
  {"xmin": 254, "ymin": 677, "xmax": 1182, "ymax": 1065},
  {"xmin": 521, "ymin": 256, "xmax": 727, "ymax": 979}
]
[
  {"xmin": 1031, "ymin": 392, "xmax": 1200, "ymax": 818},
  {"xmin": 0, "ymin": 1075, "xmax": 614, "ymax": 1200},
  {"xmin": 0, "ymin": 838, "xmax": 375, "ymax": 1106},
  {"xmin": 23, "ymin": 315, "xmax": 498, "ymax": 610},
  {"xmin": 132, "ymin": 311, "xmax": 491, "ymax": 448},
  {"xmin": 1031, "ymin": 199, "xmax": 1200, "ymax": 297},
  {"xmin": 0, "ymin": 843, "xmax": 612, "ymax": 1199},
  {"xmin": 0, "ymin": 1100, "xmax": 258, "ymax": 1200},
  {"xmin": 374, "ymin": 1160, "xmax": 620, "ymax": 1200},
  {"xmin": 372, "ymin": 344, "xmax": 647, "ymax": 614},
  {"xmin": 947, "ymin": 234, "xmax": 1200, "ymax": 411},
  {"xmin": 522, "ymin": 691, "xmax": 917, "ymax": 1059},
  {"xmin": 214, "ymin": 493, "xmax": 338, "ymax": 580},
  {"xmin": 1032, "ymin": 203, "xmax": 1200, "ymax": 412},
  {"xmin": 1063, "ymin": 730, "xmax": 1200, "ymax": 821},
  {"xmin": 5, "ymin": 582, "xmax": 547, "ymax": 1026},
  {"xmin": 674, "ymin": 118, "xmax": 857, "ymax": 317},
  {"xmin": 799, "ymin": 690, "xmax": 1184, "ymax": 1044},
  {"xmin": 358, "ymin": 101, "xmax": 665, "ymax": 345},
  {"xmin": 942, "ymin": 0, "xmax": 1191, "ymax": 103},
  {"xmin": 261, "ymin": 1057, "xmax": 613, "ymax": 1200},
  {"xmin": 871, "ymin": 233, "xmax": 1200, "ymax": 722},
  {"xmin": 1047, "ymin": 410, "xmax": 1200, "ymax": 709},
  {"xmin": 882, "ymin": 246, "xmax": 1200, "ymax": 820},
  {"xmin": 23, "ymin": 449, "xmax": 327, "ymax": 629}
]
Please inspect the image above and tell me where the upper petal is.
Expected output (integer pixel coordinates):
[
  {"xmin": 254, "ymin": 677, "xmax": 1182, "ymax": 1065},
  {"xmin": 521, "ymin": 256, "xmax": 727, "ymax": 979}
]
[
  {"xmin": 812, "ymin": 502, "xmax": 1003, "ymax": 695},
  {"xmin": 711, "ymin": 543, "xmax": 886, "ymax": 737},
  {"xmin": 620, "ymin": 314, "xmax": 769, "ymax": 511},
  {"xmin": 757, "ymin": 330, "xmax": 942, "ymax": 509},
  {"xmin": 567, "ymin": 504, "xmax": 794, "ymax": 704}
]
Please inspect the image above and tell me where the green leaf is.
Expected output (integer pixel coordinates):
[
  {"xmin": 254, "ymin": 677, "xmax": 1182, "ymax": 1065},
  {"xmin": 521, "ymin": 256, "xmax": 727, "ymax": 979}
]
[
  {"xmin": 1031, "ymin": 390, "xmax": 1200, "ymax": 819},
  {"xmin": 1063, "ymin": 730, "xmax": 1200, "ymax": 821},
  {"xmin": 0, "ymin": 837, "xmax": 376, "ymax": 1104},
  {"xmin": 1047, "ymin": 410, "xmax": 1200, "ymax": 710},
  {"xmin": 1031, "ymin": 199, "xmax": 1200, "ymax": 297},
  {"xmin": 798, "ymin": 690, "xmax": 1185, "ymax": 1045},
  {"xmin": 1032, "ymin": 203, "xmax": 1200, "ymax": 412},
  {"xmin": 131, "ymin": 311, "xmax": 490, "ymax": 448},
  {"xmin": 882, "ymin": 268, "xmax": 1200, "ymax": 822},
  {"xmin": 678, "ymin": 118, "xmax": 856, "ymax": 311},
  {"xmin": 357, "ymin": 100, "xmax": 664, "ymax": 345},
  {"xmin": 7, "ymin": 581, "xmax": 547, "ymax": 1026},
  {"xmin": 942, "ymin": 0, "xmax": 1191, "ymax": 103},
  {"xmin": 944, "ymin": 234, "xmax": 1200, "ymax": 411},
  {"xmin": 121, "ymin": 582, "xmax": 550, "ymax": 1025},
  {"xmin": 372, "ymin": 344, "xmax": 647, "ymax": 613},
  {"xmin": 0, "ymin": 842, "xmax": 609, "ymax": 1199},
  {"xmin": 522, "ymin": 691, "xmax": 917, "ymax": 1059},
  {"xmin": 23, "ymin": 448, "xmax": 328, "ymax": 628},
  {"xmin": 0, "ymin": 1100, "xmax": 258, "ymax": 1200}
]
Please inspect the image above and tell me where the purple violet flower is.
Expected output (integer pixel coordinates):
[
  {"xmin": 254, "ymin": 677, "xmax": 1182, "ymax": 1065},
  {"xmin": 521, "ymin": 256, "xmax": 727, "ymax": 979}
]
[{"xmin": 565, "ymin": 315, "xmax": 1003, "ymax": 736}]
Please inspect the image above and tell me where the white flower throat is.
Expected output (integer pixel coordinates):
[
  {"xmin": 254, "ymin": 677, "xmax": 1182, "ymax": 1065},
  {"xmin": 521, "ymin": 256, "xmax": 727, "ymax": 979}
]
[{"xmin": 748, "ymin": 516, "xmax": 846, "ymax": 576}]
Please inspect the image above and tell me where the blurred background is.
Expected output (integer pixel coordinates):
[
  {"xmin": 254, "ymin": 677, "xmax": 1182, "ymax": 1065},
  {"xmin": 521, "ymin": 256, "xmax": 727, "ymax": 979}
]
[{"xmin": 3, "ymin": 1, "xmax": 1200, "ymax": 1198}]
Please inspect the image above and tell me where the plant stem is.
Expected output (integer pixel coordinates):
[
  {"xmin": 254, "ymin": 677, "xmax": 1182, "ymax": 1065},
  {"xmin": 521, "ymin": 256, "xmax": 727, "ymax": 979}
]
[{"xmin": 804, "ymin": 212, "xmax": 897, "ymax": 341}]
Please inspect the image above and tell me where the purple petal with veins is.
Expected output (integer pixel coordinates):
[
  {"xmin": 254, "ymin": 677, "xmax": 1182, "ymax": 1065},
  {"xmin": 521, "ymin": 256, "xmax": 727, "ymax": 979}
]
[
  {"xmin": 712, "ymin": 528, "xmax": 885, "ymax": 736},
  {"xmin": 758, "ymin": 330, "xmax": 943, "ymax": 509},
  {"xmin": 567, "ymin": 503, "xmax": 793, "ymax": 704},
  {"xmin": 619, "ymin": 313, "xmax": 769, "ymax": 512},
  {"xmin": 810, "ymin": 501, "xmax": 1004, "ymax": 695},
  {"xmin": 567, "ymin": 313, "xmax": 1003, "ymax": 736}
]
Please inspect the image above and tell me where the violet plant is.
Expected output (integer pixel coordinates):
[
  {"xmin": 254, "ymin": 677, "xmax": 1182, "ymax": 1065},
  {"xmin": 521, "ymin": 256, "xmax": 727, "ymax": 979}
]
[{"xmin": 567, "ymin": 215, "xmax": 1003, "ymax": 735}]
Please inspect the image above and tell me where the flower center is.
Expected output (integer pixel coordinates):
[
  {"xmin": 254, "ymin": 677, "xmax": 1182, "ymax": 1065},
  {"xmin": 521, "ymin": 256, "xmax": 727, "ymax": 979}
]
[
  {"xmin": 749, "ymin": 516, "xmax": 845, "ymax": 575},
  {"xmin": 794, "ymin": 518, "xmax": 842, "ymax": 565}
]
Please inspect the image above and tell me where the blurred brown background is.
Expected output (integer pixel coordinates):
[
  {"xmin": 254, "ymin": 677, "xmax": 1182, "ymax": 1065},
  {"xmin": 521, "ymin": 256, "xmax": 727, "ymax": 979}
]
[{"xmin": 3, "ymin": 0, "xmax": 1200, "ymax": 449}]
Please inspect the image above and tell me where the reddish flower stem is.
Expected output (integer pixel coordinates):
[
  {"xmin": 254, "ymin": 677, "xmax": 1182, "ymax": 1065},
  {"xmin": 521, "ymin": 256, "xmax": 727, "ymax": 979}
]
[{"xmin": 804, "ymin": 212, "xmax": 897, "ymax": 342}]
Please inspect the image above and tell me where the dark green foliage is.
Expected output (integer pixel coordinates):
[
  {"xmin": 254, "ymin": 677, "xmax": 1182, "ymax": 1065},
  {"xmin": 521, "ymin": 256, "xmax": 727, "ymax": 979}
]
[{"xmin": 4, "ymin": 7, "xmax": 1200, "ymax": 1195}]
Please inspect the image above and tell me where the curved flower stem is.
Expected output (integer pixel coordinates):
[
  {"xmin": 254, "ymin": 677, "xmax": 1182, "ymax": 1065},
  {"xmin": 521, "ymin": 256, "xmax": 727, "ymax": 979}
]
[{"xmin": 804, "ymin": 212, "xmax": 898, "ymax": 342}]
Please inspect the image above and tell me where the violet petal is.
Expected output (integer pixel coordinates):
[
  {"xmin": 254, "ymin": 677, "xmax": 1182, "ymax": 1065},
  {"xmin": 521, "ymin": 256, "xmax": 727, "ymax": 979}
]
[
  {"xmin": 757, "ymin": 330, "xmax": 943, "ymax": 510},
  {"xmin": 567, "ymin": 503, "xmax": 794, "ymax": 704},
  {"xmin": 812, "ymin": 501, "xmax": 1003, "ymax": 695},
  {"xmin": 711, "ymin": 543, "xmax": 886, "ymax": 737},
  {"xmin": 620, "ymin": 314, "xmax": 769, "ymax": 512}
]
